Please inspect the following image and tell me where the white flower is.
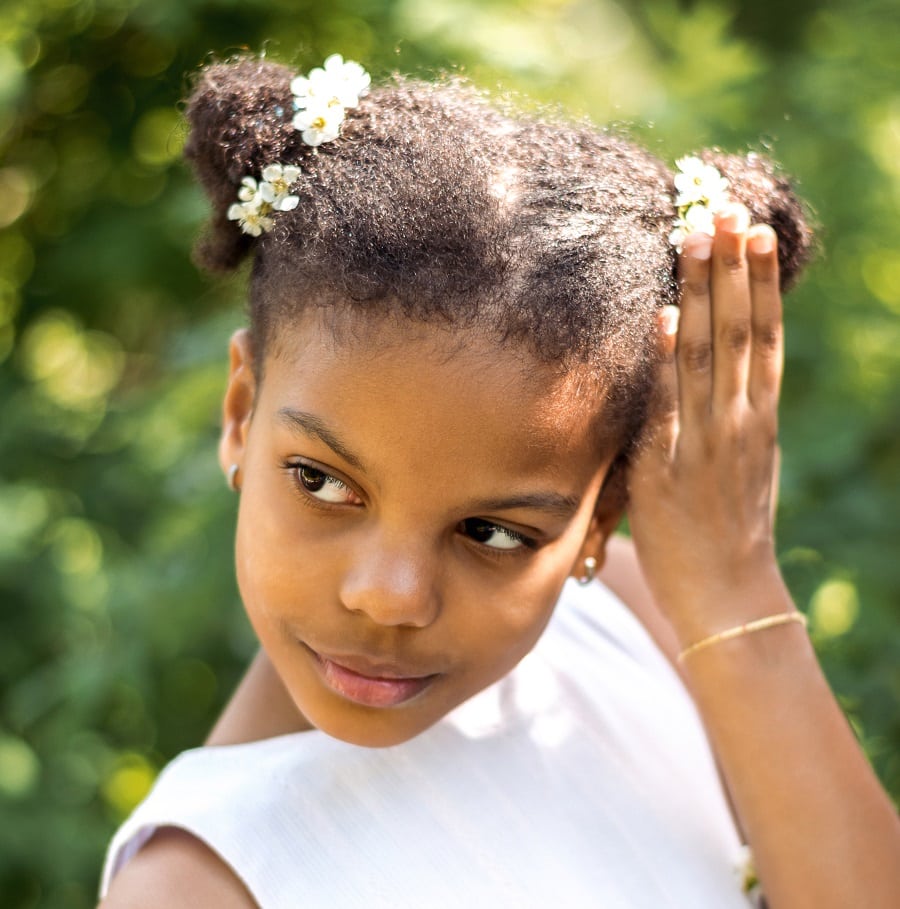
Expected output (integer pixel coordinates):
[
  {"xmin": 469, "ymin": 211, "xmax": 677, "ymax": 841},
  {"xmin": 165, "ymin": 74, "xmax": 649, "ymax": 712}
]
[
  {"xmin": 261, "ymin": 164, "xmax": 300, "ymax": 195},
  {"xmin": 674, "ymin": 155, "xmax": 729, "ymax": 207},
  {"xmin": 228, "ymin": 162, "xmax": 304, "ymax": 236},
  {"xmin": 669, "ymin": 156, "xmax": 730, "ymax": 251},
  {"xmin": 734, "ymin": 845, "xmax": 763, "ymax": 906},
  {"xmin": 320, "ymin": 53, "xmax": 371, "ymax": 107},
  {"xmin": 237, "ymin": 176, "xmax": 261, "ymax": 204},
  {"xmin": 290, "ymin": 70, "xmax": 333, "ymax": 109},
  {"xmin": 292, "ymin": 98, "xmax": 346, "ymax": 147},
  {"xmin": 290, "ymin": 54, "xmax": 370, "ymax": 147},
  {"xmin": 683, "ymin": 202, "xmax": 717, "ymax": 235},
  {"xmin": 259, "ymin": 186, "xmax": 299, "ymax": 212},
  {"xmin": 259, "ymin": 164, "xmax": 301, "ymax": 211},
  {"xmin": 668, "ymin": 226, "xmax": 687, "ymax": 251},
  {"xmin": 227, "ymin": 200, "xmax": 274, "ymax": 237}
]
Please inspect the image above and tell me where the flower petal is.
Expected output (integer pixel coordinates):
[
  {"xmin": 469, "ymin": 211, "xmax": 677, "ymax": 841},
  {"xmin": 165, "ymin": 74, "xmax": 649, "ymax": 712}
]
[{"xmin": 277, "ymin": 194, "xmax": 300, "ymax": 212}]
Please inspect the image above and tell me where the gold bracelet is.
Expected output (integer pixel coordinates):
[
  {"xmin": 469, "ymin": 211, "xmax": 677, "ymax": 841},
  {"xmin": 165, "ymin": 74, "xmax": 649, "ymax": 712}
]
[{"xmin": 677, "ymin": 611, "xmax": 808, "ymax": 663}]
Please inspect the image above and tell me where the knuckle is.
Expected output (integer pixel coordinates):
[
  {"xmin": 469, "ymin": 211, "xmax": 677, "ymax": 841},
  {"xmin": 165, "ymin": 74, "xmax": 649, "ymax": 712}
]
[
  {"xmin": 680, "ymin": 339, "xmax": 712, "ymax": 373},
  {"xmin": 682, "ymin": 278, "xmax": 710, "ymax": 299},
  {"xmin": 721, "ymin": 252, "xmax": 744, "ymax": 273},
  {"xmin": 753, "ymin": 320, "xmax": 782, "ymax": 354},
  {"xmin": 679, "ymin": 268, "xmax": 709, "ymax": 297},
  {"xmin": 720, "ymin": 319, "xmax": 752, "ymax": 352},
  {"xmin": 751, "ymin": 267, "xmax": 779, "ymax": 287}
]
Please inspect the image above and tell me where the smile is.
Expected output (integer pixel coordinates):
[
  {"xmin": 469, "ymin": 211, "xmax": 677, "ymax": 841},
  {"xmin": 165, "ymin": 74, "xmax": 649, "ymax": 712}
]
[{"xmin": 305, "ymin": 645, "xmax": 439, "ymax": 708}]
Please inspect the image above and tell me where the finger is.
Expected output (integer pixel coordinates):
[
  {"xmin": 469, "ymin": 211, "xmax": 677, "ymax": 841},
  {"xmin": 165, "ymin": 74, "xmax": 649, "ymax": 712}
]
[
  {"xmin": 675, "ymin": 233, "xmax": 714, "ymax": 433},
  {"xmin": 746, "ymin": 224, "xmax": 784, "ymax": 409},
  {"xmin": 635, "ymin": 306, "xmax": 680, "ymax": 467},
  {"xmin": 710, "ymin": 204, "xmax": 752, "ymax": 414}
]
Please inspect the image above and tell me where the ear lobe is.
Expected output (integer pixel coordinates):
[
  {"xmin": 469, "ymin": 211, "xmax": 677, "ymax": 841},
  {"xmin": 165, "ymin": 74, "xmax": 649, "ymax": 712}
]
[
  {"xmin": 218, "ymin": 329, "xmax": 257, "ymax": 480},
  {"xmin": 570, "ymin": 460, "xmax": 628, "ymax": 578}
]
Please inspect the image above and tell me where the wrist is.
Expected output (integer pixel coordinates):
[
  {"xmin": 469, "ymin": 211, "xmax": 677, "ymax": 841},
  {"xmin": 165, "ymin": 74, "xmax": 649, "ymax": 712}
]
[
  {"xmin": 677, "ymin": 610, "xmax": 807, "ymax": 664},
  {"xmin": 663, "ymin": 563, "xmax": 795, "ymax": 651}
]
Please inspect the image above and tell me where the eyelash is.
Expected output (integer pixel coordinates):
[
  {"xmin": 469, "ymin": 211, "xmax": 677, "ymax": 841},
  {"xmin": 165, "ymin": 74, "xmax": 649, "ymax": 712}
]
[
  {"xmin": 282, "ymin": 460, "xmax": 539, "ymax": 555},
  {"xmin": 284, "ymin": 461, "xmax": 360, "ymax": 509},
  {"xmin": 458, "ymin": 519, "xmax": 537, "ymax": 553}
]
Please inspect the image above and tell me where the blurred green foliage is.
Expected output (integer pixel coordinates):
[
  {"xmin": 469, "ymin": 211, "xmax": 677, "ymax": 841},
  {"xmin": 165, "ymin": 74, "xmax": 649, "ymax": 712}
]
[{"xmin": 1, "ymin": 0, "xmax": 898, "ymax": 906}]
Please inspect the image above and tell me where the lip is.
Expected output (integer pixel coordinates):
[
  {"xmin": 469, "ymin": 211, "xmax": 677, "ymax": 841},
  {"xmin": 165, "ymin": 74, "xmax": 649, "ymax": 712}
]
[{"xmin": 305, "ymin": 645, "xmax": 439, "ymax": 709}]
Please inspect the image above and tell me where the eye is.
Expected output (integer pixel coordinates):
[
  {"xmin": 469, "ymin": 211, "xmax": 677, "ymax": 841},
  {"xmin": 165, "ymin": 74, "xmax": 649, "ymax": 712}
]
[
  {"xmin": 294, "ymin": 464, "xmax": 361, "ymax": 505},
  {"xmin": 459, "ymin": 518, "xmax": 530, "ymax": 551}
]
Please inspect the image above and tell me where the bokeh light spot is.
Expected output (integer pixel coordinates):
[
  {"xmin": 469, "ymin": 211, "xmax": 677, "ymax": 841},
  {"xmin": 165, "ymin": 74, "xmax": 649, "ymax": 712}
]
[
  {"xmin": 102, "ymin": 753, "xmax": 157, "ymax": 819},
  {"xmin": 0, "ymin": 166, "xmax": 34, "ymax": 228},
  {"xmin": 132, "ymin": 107, "xmax": 184, "ymax": 167},
  {"xmin": 21, "ymin": 311, "xmax": 125, "ymax": 411},
  {"xmin": 811, "ymin": 578, "xmax": 860, "ymax": 639},
  {"xmin": 0, "ymin": 734, "xmax": 41, "ymax": 798},
  {"xmin": 49, "ymin": 517, "xmax": 104, "ymax": 578}
]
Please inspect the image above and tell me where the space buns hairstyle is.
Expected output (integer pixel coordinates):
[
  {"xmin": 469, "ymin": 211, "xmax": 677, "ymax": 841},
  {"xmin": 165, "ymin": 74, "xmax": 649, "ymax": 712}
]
[{"xmin": 184, "ymin": 56, "xmax": 814, "ymax": 453}]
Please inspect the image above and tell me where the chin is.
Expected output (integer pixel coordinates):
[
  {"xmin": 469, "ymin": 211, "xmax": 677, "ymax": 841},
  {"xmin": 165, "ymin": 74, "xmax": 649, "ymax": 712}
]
[{"xmin": 307, "ymin": 704, "xmax": 437, "ymax": 749}]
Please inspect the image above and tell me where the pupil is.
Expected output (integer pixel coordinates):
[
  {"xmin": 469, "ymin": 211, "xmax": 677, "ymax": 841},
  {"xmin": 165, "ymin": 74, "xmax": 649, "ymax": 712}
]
[
  {"xmin": 465, "ymin": 519, "xmax": 494, "ymax": 543},
  {"xmin": 299, "ymin": 467, "xmax": 325, "ymax": 491}
]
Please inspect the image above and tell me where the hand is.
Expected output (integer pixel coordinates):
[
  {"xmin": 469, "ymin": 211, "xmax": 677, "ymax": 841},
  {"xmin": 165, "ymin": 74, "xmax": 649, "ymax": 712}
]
[{"xmin": 627, "ymin": 204, "xmax": 789, "ymax": 647}]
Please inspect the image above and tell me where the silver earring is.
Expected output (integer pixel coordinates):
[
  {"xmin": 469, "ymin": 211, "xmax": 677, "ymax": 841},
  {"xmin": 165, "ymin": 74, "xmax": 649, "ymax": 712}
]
[
  {"xmin": 577, "ymin": 556, "xmax": 597, "ymax": 586},
  {"xmin": 227, "ymin": 463, "xmax": 241, "ymax": 492}
]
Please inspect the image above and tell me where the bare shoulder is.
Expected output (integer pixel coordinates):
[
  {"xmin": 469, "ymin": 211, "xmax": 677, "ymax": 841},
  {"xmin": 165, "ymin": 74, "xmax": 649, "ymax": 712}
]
[
  {"xmin": 598, "ymin": 534, "xmax": 682, "ymax": 671},
  {"xmin": 99, "ymin": 826, "xmax": 258, "ymax": 909}
]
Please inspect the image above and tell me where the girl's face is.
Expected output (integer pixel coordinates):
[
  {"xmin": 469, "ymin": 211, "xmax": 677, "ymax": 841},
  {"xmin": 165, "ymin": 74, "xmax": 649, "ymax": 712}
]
[{"xmin": 221, "ymin": 312, "xmax": 622, "ymax": 747}]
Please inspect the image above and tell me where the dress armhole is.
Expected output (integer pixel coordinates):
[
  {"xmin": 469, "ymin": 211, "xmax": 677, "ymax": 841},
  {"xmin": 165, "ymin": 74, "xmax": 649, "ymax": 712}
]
[{"xmin": 100, "ymin": 826, "xmax": 259, "ymax": 908}]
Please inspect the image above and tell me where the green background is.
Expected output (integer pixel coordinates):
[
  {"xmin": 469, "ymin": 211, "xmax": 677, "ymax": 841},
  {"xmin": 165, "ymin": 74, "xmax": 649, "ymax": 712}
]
[{"xmin": 1, "ymin": 1, "xmax": 898, "ymax": 906}]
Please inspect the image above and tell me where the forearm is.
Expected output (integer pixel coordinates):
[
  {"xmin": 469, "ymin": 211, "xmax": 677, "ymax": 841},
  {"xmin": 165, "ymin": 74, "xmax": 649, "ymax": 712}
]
[{"xmin": 681, "ymin": 577, "xmax": 900, "ymax": 909}]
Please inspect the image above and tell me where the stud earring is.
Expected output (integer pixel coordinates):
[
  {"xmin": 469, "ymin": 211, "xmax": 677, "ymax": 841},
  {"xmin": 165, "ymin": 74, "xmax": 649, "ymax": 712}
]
[
  {"xmin": 577, "ymin": 556, "xmax": 597, "ymax": 586},
  {"xmin": 227, "ymin": 463, "xmax": 241, "ymax": 492}
]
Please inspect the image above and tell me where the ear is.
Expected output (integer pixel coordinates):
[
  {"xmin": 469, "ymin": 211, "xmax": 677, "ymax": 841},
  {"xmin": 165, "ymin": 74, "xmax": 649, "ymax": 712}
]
[
  {"xmin": 218, "ymin": 329, "xmax": 257, "ymax": 484},
  {"xmin": 569, "ymin": 459, "xmax": 628, "ymax": 580}
]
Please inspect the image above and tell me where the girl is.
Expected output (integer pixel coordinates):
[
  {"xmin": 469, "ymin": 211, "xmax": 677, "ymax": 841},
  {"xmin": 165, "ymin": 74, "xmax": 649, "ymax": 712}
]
[{"xmin": 98, "ymin": 57, "xmax": 900, "ymax": 907}]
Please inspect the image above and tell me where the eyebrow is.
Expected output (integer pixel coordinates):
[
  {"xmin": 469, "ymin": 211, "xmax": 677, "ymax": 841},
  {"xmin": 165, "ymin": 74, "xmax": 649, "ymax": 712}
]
[
  {"xmin": 277, "ymin": 408, "xmax": 366, "ymax": 471},
  {"xmin": 465, "ymin": 492, "xmax": 581, "ymax": 520},
  {"xmin": 276, "ymin": 407, "xmax": 582, "ymax": 520}
]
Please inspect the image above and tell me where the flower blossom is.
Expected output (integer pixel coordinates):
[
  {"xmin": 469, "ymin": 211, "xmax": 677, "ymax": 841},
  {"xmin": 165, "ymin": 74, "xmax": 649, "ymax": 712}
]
[
  {"xmin": 290, "ymin": 54, "xmax": 370, "ymax": 147},
  {"xmin": 669, "ymin": 156, "xmax": 730, "ymax": 252},
  {"xmin": 674, "ymin": 156, "xmax": 729, "ymax": 208},
  {"xmin": 237, "ymin": 176, "xmax": 261, "ymax": 205},
  {"xmin": 228, "ymin": 164, "xmax": 300, "ymax": 237},
  {"xmin": 227, "ymin": 201, "xmax": 275, "ymax": 238},
  {"xmin": 292, "ymin": 98, "xmax": 346, "ymax": 147},
  {"xmin": 259, "ymin": 164, "xmax": 301, "ymax": 210}
]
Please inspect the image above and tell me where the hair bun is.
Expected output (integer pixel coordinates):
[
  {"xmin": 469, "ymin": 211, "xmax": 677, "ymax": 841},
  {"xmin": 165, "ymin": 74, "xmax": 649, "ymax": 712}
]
[
  {"xmin": 184, "ymin": 58, "xmax": 303, "ymax": 271},
  {"xmin": 700, "ymin": 150, "xmax": 815, "ymax": 289}
]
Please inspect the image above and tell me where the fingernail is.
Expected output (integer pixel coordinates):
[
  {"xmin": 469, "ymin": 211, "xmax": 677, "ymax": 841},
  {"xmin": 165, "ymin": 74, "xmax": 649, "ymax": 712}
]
[
  {"xmin": 748, "ymin": 225, "xmax": 776, "ymax": 255},
  {"xmin": 661, "ymin": 305, "xmax": 680, "ymax": 336},
  {"xmin": 717, "ymin": 204, "xmax": 750, "ymax": 234},
  {"xmin": 683, "ymin": 233, "xmax": 713, "ymax": 260}
]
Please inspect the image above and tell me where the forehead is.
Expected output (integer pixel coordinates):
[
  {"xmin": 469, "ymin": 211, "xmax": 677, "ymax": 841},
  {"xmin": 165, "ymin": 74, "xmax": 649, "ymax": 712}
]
[{"xmin": 261, "ymin": 311, "xmax": 613, "ymax": 479}]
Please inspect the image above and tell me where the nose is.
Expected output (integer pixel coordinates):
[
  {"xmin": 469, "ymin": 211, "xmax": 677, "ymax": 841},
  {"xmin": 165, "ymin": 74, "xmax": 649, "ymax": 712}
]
[{"xmin": 338, "ymin": 532, "xmax": 440, "ymax": 628}]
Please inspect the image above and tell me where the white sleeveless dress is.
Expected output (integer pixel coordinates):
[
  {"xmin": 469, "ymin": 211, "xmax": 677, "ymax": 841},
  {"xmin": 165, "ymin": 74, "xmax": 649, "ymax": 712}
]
[{"xmin": 101, "ymin": 580, "xmax": 757, "ymax": 908}]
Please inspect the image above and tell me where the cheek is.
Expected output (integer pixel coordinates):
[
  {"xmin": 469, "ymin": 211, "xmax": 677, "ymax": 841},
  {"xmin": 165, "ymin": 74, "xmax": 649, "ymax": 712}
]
[
  {"xmin": 233, "ymin": 485, "xmax": 334, "ymax": 625},
  {"xmin": 458, "ymin": 548, "xmax": 576, "ymax": 666}
]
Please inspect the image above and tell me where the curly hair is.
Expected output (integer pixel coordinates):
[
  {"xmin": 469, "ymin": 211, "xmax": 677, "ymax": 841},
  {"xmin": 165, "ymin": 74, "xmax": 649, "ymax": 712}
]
[{"xmin": 183, "ymin": 57, "xmax": 813, "ymax": 460}]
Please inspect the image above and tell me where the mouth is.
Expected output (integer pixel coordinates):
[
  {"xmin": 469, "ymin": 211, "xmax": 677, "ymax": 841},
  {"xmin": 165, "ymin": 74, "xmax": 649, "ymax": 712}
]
[{"xmin": 304, "ymin": 645, "xmax": 440, "ymax": 709}]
